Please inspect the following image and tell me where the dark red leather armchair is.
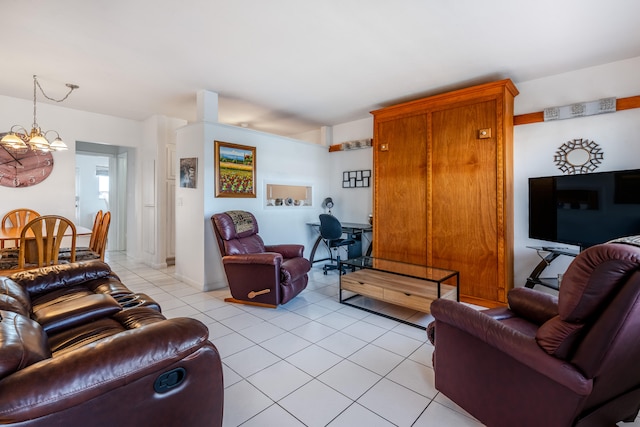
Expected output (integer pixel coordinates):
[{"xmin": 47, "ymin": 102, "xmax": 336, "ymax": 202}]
[
  {"xmin": 428, "ymin": 240, "xmax": 640, "ymax": 427},
  {"xmin": 211, "ymin": 210, "xmax": 311, "ymax": 307}
]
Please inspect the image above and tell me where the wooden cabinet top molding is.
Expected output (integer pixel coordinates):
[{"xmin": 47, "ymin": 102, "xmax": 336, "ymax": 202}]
[{"xmin": 371, "ymin": 79, "xmax": 519, "ymax": 120}]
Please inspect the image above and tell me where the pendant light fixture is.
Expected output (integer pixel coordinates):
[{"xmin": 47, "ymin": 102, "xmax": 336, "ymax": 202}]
[{"xmin": 1, "ymin": 75, "xmax": 79, "ymax": 152}]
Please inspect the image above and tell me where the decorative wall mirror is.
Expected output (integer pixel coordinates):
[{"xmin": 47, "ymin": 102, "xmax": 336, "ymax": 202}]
[{"xmin": 554, "ymin": 138, "xmax": 603, "ymax": 174}]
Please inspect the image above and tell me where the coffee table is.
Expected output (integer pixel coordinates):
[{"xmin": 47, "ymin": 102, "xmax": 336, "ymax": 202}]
[{"xmin": 338, "ymin": 256, "xmax": 459, "ymax": 329}]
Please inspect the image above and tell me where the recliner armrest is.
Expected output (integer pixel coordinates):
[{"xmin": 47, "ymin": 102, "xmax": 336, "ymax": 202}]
[
  {"xmin": 508, "ymin": 287, "xmax": 559, "ymax": 325},
  {"xmin": 222, "ymin": 252, "xmax": 283, "ymax": 266},
  {"xmin": 265, "ymin": 244, "xmax": 304, "ymax": 259},
  {"xmin": 281, "ymin": 257, "xmax": 312, "ymax": 282},
  {"xmin": 431, "ymin": 299, "xmax": 591, "ymax": 396}
]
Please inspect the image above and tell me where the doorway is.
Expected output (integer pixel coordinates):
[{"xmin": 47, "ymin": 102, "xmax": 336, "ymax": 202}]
[{"xmin": 75, "ymin": 141, "xmax": 129, "ymax": 252}]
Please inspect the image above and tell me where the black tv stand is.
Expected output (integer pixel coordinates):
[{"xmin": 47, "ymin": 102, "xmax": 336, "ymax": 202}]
[{"xmin": 525, "ymin": 246, "xmax": 579, "ymax": 291}]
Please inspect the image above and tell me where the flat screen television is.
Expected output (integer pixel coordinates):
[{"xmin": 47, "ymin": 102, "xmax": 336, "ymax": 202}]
[{"xmin": 529, "ymin": 168, "xmax": 640, "ymax": 249}]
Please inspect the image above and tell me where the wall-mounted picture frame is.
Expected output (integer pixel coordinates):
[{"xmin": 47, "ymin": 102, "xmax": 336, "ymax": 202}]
[
  {"xmin": 215, "ymin": 140, "xmax": 256, "ymax": 198},
  {"xmin": 179, "ymin": 157, "xmax": 197, "ymax": 189},
  {"xmin": 342, "ymin": 169, "xmax": 371, "ymax": 188}
]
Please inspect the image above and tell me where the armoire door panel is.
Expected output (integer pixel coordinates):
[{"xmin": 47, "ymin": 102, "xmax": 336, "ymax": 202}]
[
  {"xmin": 430, "ymin": 101, "xmax": 499, "ymax": 301},
  {"xmin": 374, "ymin": 115, "xmax": 428, "ymax": 264},
  {"xmin": 372, "ymin": 79, "xmax": 517, "ymax": 307}
]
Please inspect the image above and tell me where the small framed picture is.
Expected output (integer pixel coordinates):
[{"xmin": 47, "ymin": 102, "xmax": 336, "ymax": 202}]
[{"xmin": 179, "ymin": 157, "xmax": 197, "ymax": 189}]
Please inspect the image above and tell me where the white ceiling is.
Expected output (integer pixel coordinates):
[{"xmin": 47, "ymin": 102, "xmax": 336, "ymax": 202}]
[{"xmin": 2, "ymin": 0, "xmax": 640, "ymax": 137}]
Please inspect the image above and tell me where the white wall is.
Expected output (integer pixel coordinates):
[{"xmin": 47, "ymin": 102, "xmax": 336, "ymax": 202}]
[
  {"xmin": 176, "ymin": 121, "xmax": 329, "ymax": 291},
  {"xmin": 328, "ymin": 117, "xmax": 374, "ymax": 224},
  {"xmin": 2, "ymin": 55, "xmax": 638, "ymax": 294},
  {"xmin": 138, "ymin": 115, "xmax": 187, "ymax": 268},
  {"xmin": 513, "ymin": 56, "xmax": 640, "ymax": 287},
  {"xmin": 0, "ymin": 96, "xmax": 142, "ymax": 219},
  {"xmin": 323, "ymin": 57, "xmax": 640, "ymax": 290},
  {"xmin": 0, "ymin": 96, "xmax": 144, "ymax": 256}
]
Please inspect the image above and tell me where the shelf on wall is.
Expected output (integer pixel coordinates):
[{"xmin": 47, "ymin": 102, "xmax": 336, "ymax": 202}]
[{"xmin": 265, "ymin": 183, "xmax": 312, "ymax": 207}]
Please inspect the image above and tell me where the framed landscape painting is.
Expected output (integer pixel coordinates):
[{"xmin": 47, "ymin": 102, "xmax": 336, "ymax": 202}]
[{"xmin": 214, "ymin": 140, "xmax": 256, "ymax": 198}]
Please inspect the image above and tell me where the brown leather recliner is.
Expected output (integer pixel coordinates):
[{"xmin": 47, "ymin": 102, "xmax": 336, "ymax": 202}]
[
  {"xmin": 211, "ymin": 210, "xmax": 311, "ymax": 307},
  {"xmin": 428, "ymin": 240, "xmax": 640, "ymax": 427},
  {"xmin": 0, "ymin": 261, "xmax": 223, "ymax": 427}
]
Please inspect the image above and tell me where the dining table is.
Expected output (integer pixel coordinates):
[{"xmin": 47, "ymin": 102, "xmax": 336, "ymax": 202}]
[
  {"xmin": 0, "ymin": 223, "xmax": 93, "ymax": 266},
  {"xmin": 0, "ymin": 224, "xmax": 93, "ymax": 242}
]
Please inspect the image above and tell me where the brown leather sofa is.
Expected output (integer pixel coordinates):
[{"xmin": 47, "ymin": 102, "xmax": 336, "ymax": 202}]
[
  {"xmin": 428, "ymin": 240, "xmax": 640, "ymax": 427},
  {"xmin": 0, "ymin": 261, "xmax": 223, "ymax": 426},
  {"xmin": 211, "ymin": 210, "xmax": 311, "ymax": 307}
]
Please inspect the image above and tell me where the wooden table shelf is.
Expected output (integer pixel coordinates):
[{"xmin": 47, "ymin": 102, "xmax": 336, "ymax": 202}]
[{"xmin": 339, "ymin": 256, "xmax": 459, "ymax": 328}]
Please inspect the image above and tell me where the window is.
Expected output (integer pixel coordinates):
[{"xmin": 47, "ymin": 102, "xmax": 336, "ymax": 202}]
[{"xmin": 96, "ymin": 166, "xmax": 109, "ymax": 204}]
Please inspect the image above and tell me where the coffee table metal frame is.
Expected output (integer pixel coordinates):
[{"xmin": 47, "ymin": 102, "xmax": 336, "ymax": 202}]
[{"xmin": 338, "ymin": 256, "xmax": 459, "ymax": 329}]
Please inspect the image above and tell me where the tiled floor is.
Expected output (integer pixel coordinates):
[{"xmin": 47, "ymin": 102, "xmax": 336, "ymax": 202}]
[{"xmin": 105, "ymin": 252, "xmax": 640, "ymax": 427}]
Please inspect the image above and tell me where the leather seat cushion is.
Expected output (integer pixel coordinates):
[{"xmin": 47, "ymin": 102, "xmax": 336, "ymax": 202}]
[
  {"xmin": 48, "ymin": 307, "xmax": 167, "ymax": 357},
  {"xmin": 0, "ymin": 310, "xmax": 51, "ymax": 380}
]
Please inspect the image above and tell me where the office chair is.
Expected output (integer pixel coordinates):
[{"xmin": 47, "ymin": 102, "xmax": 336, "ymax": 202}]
[{"xmin": 319, "ymin": 214, "xmax": 355, "ymax": 274}]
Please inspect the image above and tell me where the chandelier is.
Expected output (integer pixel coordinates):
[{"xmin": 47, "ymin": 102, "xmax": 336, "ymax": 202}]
[{"xmin": 1, "ymin": 75, "xmax": 78, "ymax": 152}]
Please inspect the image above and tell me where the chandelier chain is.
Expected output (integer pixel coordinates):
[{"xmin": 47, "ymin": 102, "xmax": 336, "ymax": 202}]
[
  {"xmin": 31, "ymin": 75, "xmax": 78, "ymax": 130},
  {"xmin": 33, "ymin": 75, "xmax": 78, "ymax": 103},
  {"xmin": 0, "ymin": 75, "xmax": 79, "ymax": 152}
]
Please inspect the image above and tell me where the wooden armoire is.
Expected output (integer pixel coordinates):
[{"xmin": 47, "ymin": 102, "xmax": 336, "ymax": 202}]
[{"xmin": 371, "ymin": 79, "xmax": 518, "ymax": 307}]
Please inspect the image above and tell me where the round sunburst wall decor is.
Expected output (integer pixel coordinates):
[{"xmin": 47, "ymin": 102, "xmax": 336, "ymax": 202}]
[{"xmin": 554, "ymin": 138, "xmax": 603, "ymax": 174}]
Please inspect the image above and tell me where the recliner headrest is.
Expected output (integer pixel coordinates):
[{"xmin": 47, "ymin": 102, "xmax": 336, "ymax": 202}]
[
  {"xmin": 212, "ymin": 211, "xmax": 258, "ymax": 240},
  {"xmin": 559, "ymin": 243, "xmax": 640, "ymax": 323}
]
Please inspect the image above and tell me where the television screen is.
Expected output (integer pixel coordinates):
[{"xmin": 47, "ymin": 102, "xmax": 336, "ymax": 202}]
[{"xmin": 529, "ymin": 169, "xmax": 640, "ymax": 249}]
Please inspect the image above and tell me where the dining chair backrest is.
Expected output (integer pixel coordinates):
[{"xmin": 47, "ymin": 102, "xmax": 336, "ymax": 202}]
[
  {"xmin": 88, "ymin": 210, "xmax": 103, "ymax": 250},
  {"xmin": 18, "ymin": 215, "xmax": 76, "ymax": 269},
  {"xmin": 92, "ymin": 211, "xmax": 111, "ymax": 261},
  {"xmin": 1, "ymin": 209, "xmax": 40, "ymax": 248}
]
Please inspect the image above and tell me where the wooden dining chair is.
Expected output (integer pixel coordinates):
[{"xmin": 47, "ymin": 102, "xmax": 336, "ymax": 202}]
[
  {"xmin": 17, "ymin": 215, "xmax": 77, "ymax": 269},
  {"xmin": 88, "ymin": 210, "xmax": 103, "ymax": 250},
  {"xmin": 93, "ymin": 211, "xmax": 111, "ymax": 261},
  {"xmin": 59, "ymin": 211, "xmax": 110, "ymax": 262},
  {"xmin": 1, "ymin": 208, "xmax": 40, "ymax": 248}
]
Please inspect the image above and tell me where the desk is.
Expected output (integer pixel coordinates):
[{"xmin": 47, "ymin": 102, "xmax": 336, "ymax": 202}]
[{"xmin": 307, "ymin": 221, "xmax": 372, "ymax": 264}]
